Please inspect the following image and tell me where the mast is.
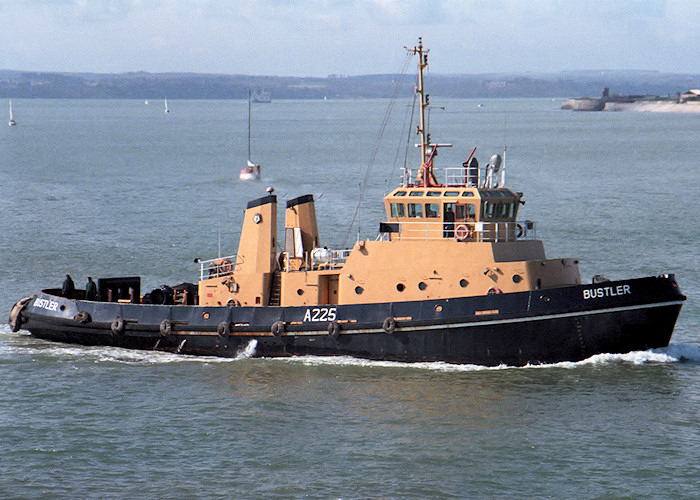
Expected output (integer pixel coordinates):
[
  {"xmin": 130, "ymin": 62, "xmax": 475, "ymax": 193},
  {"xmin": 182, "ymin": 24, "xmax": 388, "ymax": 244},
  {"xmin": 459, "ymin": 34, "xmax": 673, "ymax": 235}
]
[
  {"xmin": 408, "ymin": 38, "xmax": 430, "ymax": 165},
  {"xmin": 247, "ymin": 90, "xmax": 252, "ymax": 161},
  {"xmin": 8, "ymin": 99, "xmax": 16, "ymax": 126}
]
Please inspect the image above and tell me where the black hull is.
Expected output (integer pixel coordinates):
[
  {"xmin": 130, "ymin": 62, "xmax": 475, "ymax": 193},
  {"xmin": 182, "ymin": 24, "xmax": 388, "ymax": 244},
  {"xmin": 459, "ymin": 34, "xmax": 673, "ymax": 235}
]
[{"xmin": 12, "ymin": 275, "xmax": 685, "ymax": 366}]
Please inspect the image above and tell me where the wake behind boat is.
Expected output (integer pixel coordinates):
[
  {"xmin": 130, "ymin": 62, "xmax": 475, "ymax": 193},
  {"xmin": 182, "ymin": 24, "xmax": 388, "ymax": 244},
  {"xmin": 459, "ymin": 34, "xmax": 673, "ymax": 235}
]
[{"xmin": 9, "ymin": 39, "xmax": 685, "ymax": 366}]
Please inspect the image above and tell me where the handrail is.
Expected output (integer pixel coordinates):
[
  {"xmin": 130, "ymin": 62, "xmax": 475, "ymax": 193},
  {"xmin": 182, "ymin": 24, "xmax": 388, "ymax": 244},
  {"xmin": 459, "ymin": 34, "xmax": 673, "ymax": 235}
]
[
  {"xmin": 198, "ymin": 254, "xmax": 237, "ymax": 280},
  {"xmin": 405, "ymin": 165, "xmax": 506, "ymax": 188},
  {"xmin": 378, "ymin": 220, "xmax": 536, "ymax": 242}
]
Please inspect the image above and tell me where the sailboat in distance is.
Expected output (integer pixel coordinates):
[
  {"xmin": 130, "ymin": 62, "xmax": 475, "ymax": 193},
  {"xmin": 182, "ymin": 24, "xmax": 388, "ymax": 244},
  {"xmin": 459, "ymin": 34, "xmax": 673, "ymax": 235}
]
[
  {"xmin": 164, "ymin": 98, "xmax": 170, "ymax": 113},
  {"xmin": 240, "ymin": 90, "xmax": 261, "ymax": 181},
  {"xmin": 8, "ymin": 99, "xmax": 17, "ymax": 126}
]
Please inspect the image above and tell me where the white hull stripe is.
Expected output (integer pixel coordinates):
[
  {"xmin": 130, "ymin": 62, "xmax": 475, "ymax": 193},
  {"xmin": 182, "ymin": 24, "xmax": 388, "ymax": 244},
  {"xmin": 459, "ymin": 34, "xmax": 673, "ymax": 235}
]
[{"xmin": 310, "ymin": 299, "xmax": 685, "ymax": 336}]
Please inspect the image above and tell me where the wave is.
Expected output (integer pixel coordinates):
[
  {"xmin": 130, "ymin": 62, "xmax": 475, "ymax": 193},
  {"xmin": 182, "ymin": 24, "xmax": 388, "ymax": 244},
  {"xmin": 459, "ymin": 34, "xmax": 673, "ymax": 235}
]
[{"xmin": 276, "ymin": 342, "xmax": 700, "ymax": 372}]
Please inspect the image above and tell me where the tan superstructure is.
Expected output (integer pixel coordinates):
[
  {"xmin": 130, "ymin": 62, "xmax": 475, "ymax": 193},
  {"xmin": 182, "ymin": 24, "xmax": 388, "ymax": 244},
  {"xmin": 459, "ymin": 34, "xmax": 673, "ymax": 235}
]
[{"xmin": 196, "ymin": 37, "xmax": 581, "ymax": 308}]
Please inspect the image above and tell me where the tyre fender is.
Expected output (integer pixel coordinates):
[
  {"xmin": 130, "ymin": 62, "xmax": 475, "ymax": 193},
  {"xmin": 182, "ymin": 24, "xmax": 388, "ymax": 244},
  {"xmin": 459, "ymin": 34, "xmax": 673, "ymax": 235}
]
[
  {"xmin": 73, "ymin": 311, "xmax": 92, "ymax": 324},
  {"xmin": 218, "ymin": 321, "xmax": 231, "ymax": 338},
  {"xmin": 382, "ymin": 317, "xmax": 397, "ymax": 334},
  {"xmin": 9, "ymin": 295, "xmax": 35, "ymax": 332},
  {"xmin": 111, "ymin": 318, "xmax": 125, "ymax": 335},
  {"xmin": 271, "ymin": 321, "xmax": 286, "ymax": 337},
  {"xmin": 327, "ymin": 320, "xmax": 341, "ymax": 339},
  {"xmin": 159, "ymin": 319, "xmax": 173, "ymax": 337}
]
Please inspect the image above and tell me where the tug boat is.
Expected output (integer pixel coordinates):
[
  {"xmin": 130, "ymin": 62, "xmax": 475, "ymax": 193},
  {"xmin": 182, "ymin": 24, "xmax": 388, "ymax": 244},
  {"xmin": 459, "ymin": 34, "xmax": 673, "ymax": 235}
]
[{"xmin": 9, "ymin": 40, "xmax": 686, "ymax": 366}]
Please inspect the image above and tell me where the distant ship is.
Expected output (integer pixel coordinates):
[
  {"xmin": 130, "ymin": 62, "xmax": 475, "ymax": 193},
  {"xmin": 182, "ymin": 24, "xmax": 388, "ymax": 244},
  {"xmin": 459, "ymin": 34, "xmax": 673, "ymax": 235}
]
[
  {"xmin": 8, "ymin": 99, "xmax": 17, "ymax": 126},
  {"xmin": 562, "ymin": 88, "xmax": 700, "ymax": 113},
  {"xmin": 251, "ymin": 90, "xmax": 271, "ymax": 103},
  {"xmin": 561, "ymin": 88, "xmax": 608, "ymax": 111}
]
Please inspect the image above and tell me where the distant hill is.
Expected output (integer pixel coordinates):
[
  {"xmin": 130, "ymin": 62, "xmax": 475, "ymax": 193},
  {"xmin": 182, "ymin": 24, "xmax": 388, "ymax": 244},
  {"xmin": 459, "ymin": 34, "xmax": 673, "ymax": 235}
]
[{"xmin": 0, "ymin": 69, "xmax": 697, "ymax": 99}]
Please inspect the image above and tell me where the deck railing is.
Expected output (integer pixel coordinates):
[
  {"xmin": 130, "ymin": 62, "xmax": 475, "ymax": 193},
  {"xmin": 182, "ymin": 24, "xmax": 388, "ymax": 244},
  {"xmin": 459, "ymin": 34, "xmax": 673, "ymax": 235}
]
[
  {"xmin": 379, "ymin": 220, "xmax": 536, "ymax": 242},
  {"xmin": 405, "ymin": 165, "xmax": 506, "ymax": 188},
  {"xmin": 198, "ymin": 254, "xmax": 237, "ymax": 280}
]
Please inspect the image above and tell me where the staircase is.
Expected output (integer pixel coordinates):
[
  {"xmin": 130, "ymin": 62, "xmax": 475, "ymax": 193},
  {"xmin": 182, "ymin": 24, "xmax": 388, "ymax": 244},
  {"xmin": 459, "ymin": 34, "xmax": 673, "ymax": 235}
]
[{"xmin": 269, "ymin": 272, "xmax": 281, "ymax": 306}]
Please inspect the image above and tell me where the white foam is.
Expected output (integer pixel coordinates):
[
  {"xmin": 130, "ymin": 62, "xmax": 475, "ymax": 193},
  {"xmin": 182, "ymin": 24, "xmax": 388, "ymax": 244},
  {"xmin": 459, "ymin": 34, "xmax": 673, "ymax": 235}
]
[
  {"xmin": 273, "ymin": 343, "xmax": 700, "ymax": 372},
  {"xmin": 2, "ymin": 326, "xmax": 697, "ymax": 369},
  {"xmin": 236, "ymin": 339, "xmax": 258, "ymax": 359}
]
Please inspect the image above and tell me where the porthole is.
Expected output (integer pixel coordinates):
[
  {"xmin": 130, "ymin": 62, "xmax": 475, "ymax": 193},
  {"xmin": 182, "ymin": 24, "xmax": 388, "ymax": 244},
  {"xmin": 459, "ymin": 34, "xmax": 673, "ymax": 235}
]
[
  {"xmin": 418, "ymin": 282, "xmax": 427, "ymax": 291},
  {"xmin": 512, "ymin": 275, "xmax": 522, "ymax": 284},
  {"xmin": 396, "ymin": 283, "xmax": 405, "ymax": 292},
  {"xmin": 459, "ymin": 279, "xmax": 468, "ymax": 288},
  {"xmin": 355, "ymin": 286, "xmax": 364, "ymax": 295},
  {"xmin": 297, "ymin": 289, "xmax": 304, "ymax": 296},
  {"xmin": 202, "ymin": 312, "xmax": 210, "ymax": 320},
  {"xmin": 435, "ymin": 305, "xmax": 443, "ymax": 312}
]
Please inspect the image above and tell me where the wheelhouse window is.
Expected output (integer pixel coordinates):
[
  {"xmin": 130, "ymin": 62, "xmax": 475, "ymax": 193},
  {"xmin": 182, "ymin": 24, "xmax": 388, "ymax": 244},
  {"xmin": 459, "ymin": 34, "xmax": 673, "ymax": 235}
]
[
  {"xmin": 390, "ymin": 203, "xmax": 405, "ymax": 218},
  {"xmin": 409, "ymin": 191, "xmax": 424, "ymax": 197},
  {"xmin": 394, "ymin": 191, "xmax": 407, "ymax": 197},
  {"xmin": 425, "ymin": 203, "xmax": 440, "ymax": 218},
  {"xmin": 456, "ymin": 203, "xmax": 476, "ymax": 220},
  {"xmin": 483, "ymin": 200, "xmax": 496, "ymax": 219},
  {"xmin": 427, "ymin": 191, "xmax": 442, "ymax": 197},
  {"xmin": 407, "ymin": 203, "xmax": 423, "ymax": 218}
]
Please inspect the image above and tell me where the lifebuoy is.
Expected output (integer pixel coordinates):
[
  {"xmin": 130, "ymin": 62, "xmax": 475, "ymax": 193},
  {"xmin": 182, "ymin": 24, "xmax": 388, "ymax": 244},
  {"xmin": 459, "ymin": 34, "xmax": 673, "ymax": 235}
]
[
  {"xmin": 382, "ymin": 317, "xmax": 397, "ymax": 334},
  {"xmin": 73, "ymin": 311, "xmax": 91, "ymax": 324},
  {"xmin": 219, "ymin": 259, "xmax": 233, "ymax": 274},
  {"xmin": 111, "ymin": 318, "xmax": 125, "ymax": 335},
  {"xmin": 159, "ymin": 319, "xmax": 172, "ymax": 337},
  {"xmin": 327, "ymin": 321, "xmax": 341, "ymax": 339},
  {"xmin": 271, "ymin": 320, "xmax": 285, "ymax": 337},
  {"xmin": 455, "ymin": 224, "xmax": 471, "ymax": 241},
  {"xmin": 487, "ymin": 287, "xmax": 502, "ymax": 295},
  {"xmin": 226, "ymin": 298, "xmax": 240, "ymax": 307},
  {"xmin": 218, "ymin": 321, "xmax": 231, "ymax": 337}
]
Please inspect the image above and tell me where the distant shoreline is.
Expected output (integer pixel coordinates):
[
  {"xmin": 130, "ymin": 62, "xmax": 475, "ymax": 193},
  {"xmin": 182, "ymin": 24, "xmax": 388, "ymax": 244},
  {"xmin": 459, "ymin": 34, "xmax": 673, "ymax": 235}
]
[{"xmin": 2, "ymin": 69, "xmax": 698, "ymax": 100}]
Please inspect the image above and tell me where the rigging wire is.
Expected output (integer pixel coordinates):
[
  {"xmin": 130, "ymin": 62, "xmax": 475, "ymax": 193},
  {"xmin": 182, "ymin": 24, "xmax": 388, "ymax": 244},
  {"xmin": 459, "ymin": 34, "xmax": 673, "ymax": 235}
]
[
  {"xmin": 396, "ymin": 90, "xmax": 418, "ymax": 187},
  {"xmin": 341, "ymin": 52, "xmax": 414, "ymax": 248}
]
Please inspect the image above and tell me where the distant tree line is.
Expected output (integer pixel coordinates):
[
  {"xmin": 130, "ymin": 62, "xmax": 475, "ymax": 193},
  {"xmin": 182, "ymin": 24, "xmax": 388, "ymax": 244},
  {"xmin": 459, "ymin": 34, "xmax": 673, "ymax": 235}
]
[{"xmin": 0, "ymin": 70, "xmax": 697, "ymax": 99}]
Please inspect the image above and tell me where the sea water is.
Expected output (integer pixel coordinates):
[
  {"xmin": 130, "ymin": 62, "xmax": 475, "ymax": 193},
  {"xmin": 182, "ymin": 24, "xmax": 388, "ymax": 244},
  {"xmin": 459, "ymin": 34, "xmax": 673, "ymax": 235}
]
[{"xmin": 0, "ymin": 98, "xmax": 698, "ymax": 498}]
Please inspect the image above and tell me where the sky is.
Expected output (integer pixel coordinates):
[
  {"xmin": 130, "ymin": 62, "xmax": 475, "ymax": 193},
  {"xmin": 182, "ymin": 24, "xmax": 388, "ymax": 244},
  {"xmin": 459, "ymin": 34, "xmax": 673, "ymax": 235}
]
[{"xmin": 0, "ymin": 0, "xmax": 698, "ymax": 77}]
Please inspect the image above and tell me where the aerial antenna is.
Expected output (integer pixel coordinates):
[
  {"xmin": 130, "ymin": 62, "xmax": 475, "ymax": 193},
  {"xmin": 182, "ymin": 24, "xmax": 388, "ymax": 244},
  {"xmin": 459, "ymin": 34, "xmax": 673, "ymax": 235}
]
[{"xmin": 341, "ymin": 49, "xmax": 412, "ymax": 248}]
